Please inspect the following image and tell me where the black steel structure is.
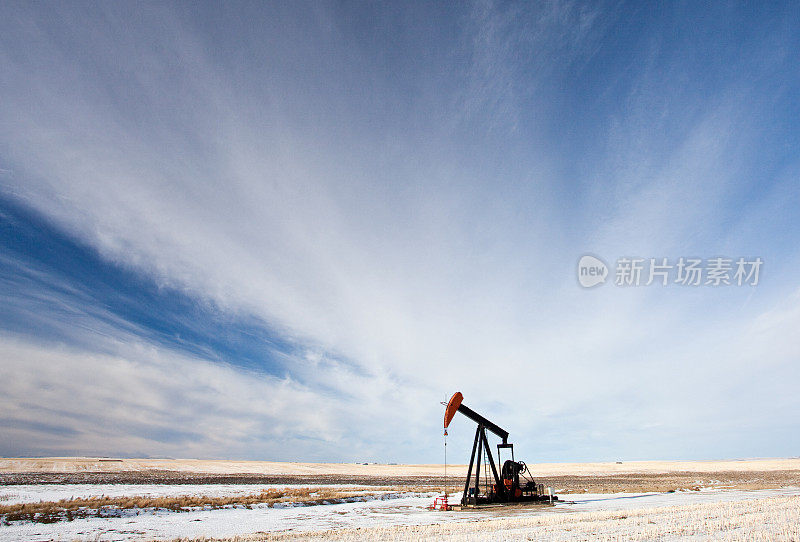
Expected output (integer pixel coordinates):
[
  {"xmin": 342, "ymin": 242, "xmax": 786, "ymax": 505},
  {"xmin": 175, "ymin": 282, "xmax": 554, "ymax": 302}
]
[{"xmin": 443, "ymin": 392, "xmax": 557, "ymax": 506}]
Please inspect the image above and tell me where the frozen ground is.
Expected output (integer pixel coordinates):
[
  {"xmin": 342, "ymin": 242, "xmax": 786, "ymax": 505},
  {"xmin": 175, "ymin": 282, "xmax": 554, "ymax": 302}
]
[
  {"xmin": 1, "ymin": 484, "xmax": 798, "ymax": 541},
  {"xmin": 0, "ymin": 483, "xmax": 368, "ymax": 506},
  {"xmin": 261, "ymin": 494, "xmax": 800, "ymax": 542}
]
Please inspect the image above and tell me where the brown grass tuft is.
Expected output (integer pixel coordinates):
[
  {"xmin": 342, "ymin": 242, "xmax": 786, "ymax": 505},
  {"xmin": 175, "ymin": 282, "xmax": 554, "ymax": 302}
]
[{"xmin": 0, "ymin": 488, "xmax": 395, "ymax": 524}]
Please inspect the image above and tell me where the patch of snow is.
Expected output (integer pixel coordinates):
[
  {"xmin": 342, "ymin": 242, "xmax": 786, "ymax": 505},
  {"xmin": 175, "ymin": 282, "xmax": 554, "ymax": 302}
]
[
  {"xmin": 0, "ymin": 485, "xmax": 797, "ymax": 541},
  {"xmin": 0, "ymin": 483, "xmax": 369, "ymax": 506}
]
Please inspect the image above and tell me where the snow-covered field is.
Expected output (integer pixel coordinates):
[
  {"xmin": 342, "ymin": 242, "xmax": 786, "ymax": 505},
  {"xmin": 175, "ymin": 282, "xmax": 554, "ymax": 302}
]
[
  {"xmin": 1, "ymin": 484, "xmax": 798, "ymax": 541},
  {"xmin": 263, "ymin": 495, "xmax": 800, "ymax": 541}
]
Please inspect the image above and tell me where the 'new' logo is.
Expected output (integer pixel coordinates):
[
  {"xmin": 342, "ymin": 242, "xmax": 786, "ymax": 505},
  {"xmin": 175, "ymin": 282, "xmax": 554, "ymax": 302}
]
[{"xmin": 577, "ymin": 255, "xmax": 608, "ymax": 288}]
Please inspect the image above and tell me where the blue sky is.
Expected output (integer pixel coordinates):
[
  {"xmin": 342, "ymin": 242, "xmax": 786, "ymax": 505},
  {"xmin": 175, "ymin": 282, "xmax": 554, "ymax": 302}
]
[{"xmin": 1, "ymin": 1, "xmax": 799, "ymax": 462}]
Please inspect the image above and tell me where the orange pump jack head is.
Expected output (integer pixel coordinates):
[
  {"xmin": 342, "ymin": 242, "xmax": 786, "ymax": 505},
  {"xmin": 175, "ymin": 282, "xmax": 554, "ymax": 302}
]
[{"xmin": 444, "ymin": 391, "xmax": 463, "ymax": 429}]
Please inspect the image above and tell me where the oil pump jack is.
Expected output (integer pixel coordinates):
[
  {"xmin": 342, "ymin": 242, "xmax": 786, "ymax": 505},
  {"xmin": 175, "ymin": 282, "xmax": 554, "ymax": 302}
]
[{"xmin": 444, "ymin": 392, "xmax": 556, "ymax": 506}]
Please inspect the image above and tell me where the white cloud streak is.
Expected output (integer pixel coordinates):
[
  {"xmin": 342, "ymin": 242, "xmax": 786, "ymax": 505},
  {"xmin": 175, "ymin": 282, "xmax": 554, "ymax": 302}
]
[
  {"xmin": 0, "ymin": 334, "xmax": 339, "ymax": 459},
  {"xmin": 0, "ymin": 2, "xmax": 798, "ymax": 461}
]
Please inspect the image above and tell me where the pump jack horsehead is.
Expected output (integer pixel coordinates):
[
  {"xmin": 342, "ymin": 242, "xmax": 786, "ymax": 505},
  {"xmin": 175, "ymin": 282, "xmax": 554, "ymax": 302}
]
[{"xmin": 444, "ymin": 392, "xmax": 557, "ymax": 506}]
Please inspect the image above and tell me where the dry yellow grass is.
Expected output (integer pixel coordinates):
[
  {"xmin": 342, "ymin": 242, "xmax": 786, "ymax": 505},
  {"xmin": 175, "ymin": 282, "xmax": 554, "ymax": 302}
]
[
  {"xmin": 3, "ymin": 457, "xmax": 800, "ymax": 477},
  {"xmin": 0, "ymin": 488, "xmax": 391, "ymax": 524}
]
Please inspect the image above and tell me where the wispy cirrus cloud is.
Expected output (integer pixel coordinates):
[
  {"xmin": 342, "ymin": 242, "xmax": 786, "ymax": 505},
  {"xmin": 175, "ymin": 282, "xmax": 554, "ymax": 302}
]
[
  {"xmin": 0, "ymin": 1, "xmax": 799, "ymax": 461},
  {"xmin": 0, "ymin": 334, "xmax": 339, "ymax": 459}
]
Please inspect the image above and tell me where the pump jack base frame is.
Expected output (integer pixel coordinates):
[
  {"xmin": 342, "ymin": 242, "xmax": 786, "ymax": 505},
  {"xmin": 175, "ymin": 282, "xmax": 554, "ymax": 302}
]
[{"xmin": 461, "ymin": 424, "xmax": 559, "ymax": 507}]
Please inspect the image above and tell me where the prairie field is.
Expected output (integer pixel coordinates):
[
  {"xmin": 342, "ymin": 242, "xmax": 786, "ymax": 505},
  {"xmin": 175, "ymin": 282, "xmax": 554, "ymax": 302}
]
[
  {"xmin": 1, "ymin": 458, "xmax": 799, "ymax": 541},
  {"xmin": 3, "ymin": 457, "xmax": 799, "ymax": 493}
]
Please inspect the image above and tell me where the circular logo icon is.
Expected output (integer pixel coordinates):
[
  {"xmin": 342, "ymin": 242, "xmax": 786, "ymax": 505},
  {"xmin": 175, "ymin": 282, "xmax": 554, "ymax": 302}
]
[{"xmin": 577, "ymin": 255, "xmax": 608, "ymax": 288}]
